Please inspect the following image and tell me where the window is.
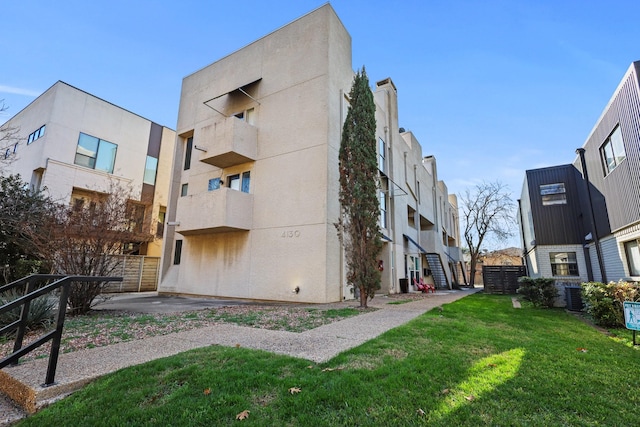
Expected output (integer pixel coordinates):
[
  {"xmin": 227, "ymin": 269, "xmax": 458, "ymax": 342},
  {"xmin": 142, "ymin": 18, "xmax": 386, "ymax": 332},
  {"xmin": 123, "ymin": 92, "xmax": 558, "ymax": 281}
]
[
  {"xmin": 235, "ymin": 108, "xmax": 255, "ymax": 125},
  {"xmin": 227, "ymin": 172, "xmax": 250, "ymax": 193},
  {"xmin": 407, "ymin": 255, "xmax": 420, "ymax": 283},
  {"xmin": 601, "ymin": 126, "xmax": 626, "ymax": 175},
  {"xmin": 74, "ymin": 132, "xmax": 117, "ymax": 173},
  {"xmin": 127, "ymin": 202, "xmax": 146, "ymax": 233},
  {"xmin": 208, "ymin": 177, "xmax": 221, "ymax": 191},
  {"xmin": 157, "ymin": 209, "xmax": 166, "ymax": 238},
  {"xmin": 407, "ymin": 205, "xmax": 416, "ymax": 229},
  {"xmin": 184, "ymin": 136, "xmax": 193, "ymax": 171},
  {"xmin": 143, "ymin": 156, "xmax": 158, "ymax": 185},
  {"xmin": 624, "ymin": 240, "xmax": 640, "ymax": 276},
  {"xmin": 27, "ymin": 124, "xmax": 46, "ymax": 145},
  {"xmin": 540, "ymin": 183, "xmax": 566, "ymax": 206},
  {"xmin": 228, "ymin": 174, "xmax": 240, "ymax": 191},
  {"xmin": 549, "ymin": 252, "xmax": 579, "ymax": 276},
  {"xmin": 378, "ymin": 137, "xmax": 386, "ymax": 174},
  {"xmin": 30, "ymin": 169, "xmax": 43, "ymax": 191},
  {"xmin": 380, "ymin": 191, "xmax": 387, "ymax": 229},
  {"xmin": 173, "ymin": 240, "xmax": 183, "ymax": 265},
  {"xmin": 181, "ymin": 183, "xmax": 188, "ymax": 197},
  {"xmin": 241, "ymin": 171, "xmax": 250, "ymax": 193}
]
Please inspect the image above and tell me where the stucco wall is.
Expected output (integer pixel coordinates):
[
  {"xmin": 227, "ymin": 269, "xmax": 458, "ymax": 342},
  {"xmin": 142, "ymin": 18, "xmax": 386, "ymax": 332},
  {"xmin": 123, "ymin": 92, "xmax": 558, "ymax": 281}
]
[{"xmin": 161, "ymin": 5, "xmax": 352, "ymax": 302}]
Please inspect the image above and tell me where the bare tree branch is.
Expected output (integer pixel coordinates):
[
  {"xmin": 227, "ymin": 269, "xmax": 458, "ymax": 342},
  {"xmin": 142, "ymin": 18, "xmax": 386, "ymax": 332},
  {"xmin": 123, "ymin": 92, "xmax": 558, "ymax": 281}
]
[
  {"xmin": 25, "ymin": 181, "xmax": 154, "ymax": 314},
  {"xmin": 460, "ymin": 181, "xmax": 516, "ymax": 287}
]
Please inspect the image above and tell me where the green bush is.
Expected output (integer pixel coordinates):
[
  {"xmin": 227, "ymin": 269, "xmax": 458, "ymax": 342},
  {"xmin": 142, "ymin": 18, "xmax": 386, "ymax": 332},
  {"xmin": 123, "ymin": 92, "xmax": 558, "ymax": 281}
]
[
  {"xmin": 517, "ymin": 277, "xmax": 558, "ymax": 308},
  {"xmin": 0, "ymin": 288, "xmax": 57, "ymax": 335},
  {"xmin": 581, "ymin": 281, "xmax": 640, "ymax": 327}
]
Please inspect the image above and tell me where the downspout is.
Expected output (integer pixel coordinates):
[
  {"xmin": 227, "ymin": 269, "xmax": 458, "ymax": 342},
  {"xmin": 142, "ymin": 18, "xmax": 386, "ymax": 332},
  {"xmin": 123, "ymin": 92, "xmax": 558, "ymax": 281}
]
[
  {"xmin": 576, "ymin": 148, "xmax": 607, "ymax": 283},
  {"xmin": 517, "ymin": 199, "xmax": 530, "ymax": 275}
]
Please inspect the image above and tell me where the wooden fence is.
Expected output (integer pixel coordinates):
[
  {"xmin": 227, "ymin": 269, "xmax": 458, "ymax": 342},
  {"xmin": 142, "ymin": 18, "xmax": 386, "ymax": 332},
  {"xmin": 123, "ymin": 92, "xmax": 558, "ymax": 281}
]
[
  {"xmin": 482, "ymin": 265, "xmax": 527, "ymax": 294},
  {"xmin": 103, "ymin": 255, "xmax": 160, "ymax": 292}
]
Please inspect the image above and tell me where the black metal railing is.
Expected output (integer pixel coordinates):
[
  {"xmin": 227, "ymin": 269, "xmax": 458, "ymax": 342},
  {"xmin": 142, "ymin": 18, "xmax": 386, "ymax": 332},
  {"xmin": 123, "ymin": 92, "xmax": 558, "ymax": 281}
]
[{"xmin": 0, "ymin": 274, "xmax": 122, "ymax": 385}]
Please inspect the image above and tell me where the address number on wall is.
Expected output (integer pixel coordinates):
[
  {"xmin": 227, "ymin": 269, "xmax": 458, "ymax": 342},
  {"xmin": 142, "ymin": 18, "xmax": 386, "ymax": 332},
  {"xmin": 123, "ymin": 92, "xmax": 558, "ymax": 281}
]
[{"xmin": 281, "ymin": 230, "xmax": 301, "ymax": 238}]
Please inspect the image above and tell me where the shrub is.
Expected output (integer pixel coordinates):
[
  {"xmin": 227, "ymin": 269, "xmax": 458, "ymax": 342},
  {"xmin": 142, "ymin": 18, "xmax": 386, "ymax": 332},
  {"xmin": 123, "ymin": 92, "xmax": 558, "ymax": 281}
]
[
  {"xmin": 580, "ymin": 282, "xmax": 616, "ymax": 327},
  {"xmin": 581, "ymin": 281, "xmax": 640, "ymax": 327},
  {"xmin": 0, "ymin": 288, "xmax": 57, "ymax": 335},
  {"xmin": 517, "ymin": 277, "xmax": 558, "ymax": 308}
]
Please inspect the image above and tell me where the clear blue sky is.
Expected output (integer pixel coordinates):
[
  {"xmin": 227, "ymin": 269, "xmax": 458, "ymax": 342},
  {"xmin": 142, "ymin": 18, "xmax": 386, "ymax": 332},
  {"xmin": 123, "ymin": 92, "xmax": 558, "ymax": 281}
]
[{"xmin": 2, "ymin": 0, "xmax": 639, "ymax": 247}]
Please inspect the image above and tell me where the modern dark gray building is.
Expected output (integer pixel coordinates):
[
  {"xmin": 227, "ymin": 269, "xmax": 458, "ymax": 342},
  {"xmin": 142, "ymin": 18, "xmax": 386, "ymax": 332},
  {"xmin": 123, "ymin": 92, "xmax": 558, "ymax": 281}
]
[{"xmin": 520, "ymin": 61, "xmax": 640, "ymax": 284}]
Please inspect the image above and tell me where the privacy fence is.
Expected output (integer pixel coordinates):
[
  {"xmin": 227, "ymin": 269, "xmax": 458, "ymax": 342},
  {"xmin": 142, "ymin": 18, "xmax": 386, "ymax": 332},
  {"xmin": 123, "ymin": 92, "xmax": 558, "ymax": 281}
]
[
  {"xmin": 103, "ymin": 255, "xmax": 160, "ymax": 292},
  {"xmin": 482, "ymin": 265, "xmax": 527, "ymax": 294}
]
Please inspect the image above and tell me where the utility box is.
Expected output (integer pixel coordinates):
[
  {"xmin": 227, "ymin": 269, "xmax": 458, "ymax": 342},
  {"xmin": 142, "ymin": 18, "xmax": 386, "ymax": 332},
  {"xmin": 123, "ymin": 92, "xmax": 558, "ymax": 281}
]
[
  {"xmin": 399, "ymin": 278, "xmax": 409, "ymax": 294},
  {"xmin": 565, "ymin": 286, "xmax": 584, "ymax": 311}
]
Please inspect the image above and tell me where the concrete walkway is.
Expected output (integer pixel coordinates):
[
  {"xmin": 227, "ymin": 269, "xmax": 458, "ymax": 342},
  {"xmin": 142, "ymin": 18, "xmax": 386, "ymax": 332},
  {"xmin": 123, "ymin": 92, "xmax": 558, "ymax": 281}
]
[{"xmin": 1, "ymin": 288, "xmax": 480, "ymax": 424}]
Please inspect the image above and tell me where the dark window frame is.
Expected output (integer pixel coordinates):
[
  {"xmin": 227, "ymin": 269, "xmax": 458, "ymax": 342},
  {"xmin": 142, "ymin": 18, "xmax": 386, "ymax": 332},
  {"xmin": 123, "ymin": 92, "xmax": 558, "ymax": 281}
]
[
  {"xmin": 600, "ymin": 125, "xmax": 626, "ymax": 175},
  {"xmin": 74, "ymin": 132, "xmax": 117, "ymax": 173},
  {"xmin": 184, "ymin": 137, "xmax": 193, "ymax": 170},
  {"xmin": 27, "ymin": 124, "xmax": 46, "ymax": 145},
  {"xmin": 549, "ymin": 251, "xmax": 579, "ymax": 276},
  {"xmin": 173, "ymin": 240, "xmax": 183, "ymax": 265},
  {"xmin": 540, "ymin": 183, "xmax": 567, "ymax": 206}
]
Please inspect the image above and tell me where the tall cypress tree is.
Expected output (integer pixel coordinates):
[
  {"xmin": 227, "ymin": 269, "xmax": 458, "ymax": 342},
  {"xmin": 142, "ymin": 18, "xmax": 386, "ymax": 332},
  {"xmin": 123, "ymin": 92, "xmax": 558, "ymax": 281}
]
[{"xmin": 337, "ymin": 67, "xmax": 382, "ymax": 308}]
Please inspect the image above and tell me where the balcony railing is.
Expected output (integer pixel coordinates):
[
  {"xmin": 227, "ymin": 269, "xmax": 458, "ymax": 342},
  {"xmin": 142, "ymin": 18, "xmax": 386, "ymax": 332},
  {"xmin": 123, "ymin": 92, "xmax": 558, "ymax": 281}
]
[
  {"xmin": 175, "ymin": 188, "xmax": 253, "ymax": 235},
  {"xmin": 198, "ymin": 117, "xmax": 257, "ymax": 168}
]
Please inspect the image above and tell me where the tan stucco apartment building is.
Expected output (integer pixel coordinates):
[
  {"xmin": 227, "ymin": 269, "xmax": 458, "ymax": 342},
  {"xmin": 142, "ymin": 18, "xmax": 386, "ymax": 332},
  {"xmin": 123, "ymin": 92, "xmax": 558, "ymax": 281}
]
[
  {"xmin": 1, "ymin": 81, "xmax": 175, "ymax": 256},
  {"xmin": 160, "ymin": 4, "xmax": 463, "ymax": 302}
]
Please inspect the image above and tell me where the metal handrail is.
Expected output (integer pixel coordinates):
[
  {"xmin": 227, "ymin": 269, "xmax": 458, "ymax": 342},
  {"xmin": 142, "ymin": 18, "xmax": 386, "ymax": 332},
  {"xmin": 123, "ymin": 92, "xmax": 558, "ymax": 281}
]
[{"xmin": 0, "ymin": 274, "xmax": 122, "ymax": 385}]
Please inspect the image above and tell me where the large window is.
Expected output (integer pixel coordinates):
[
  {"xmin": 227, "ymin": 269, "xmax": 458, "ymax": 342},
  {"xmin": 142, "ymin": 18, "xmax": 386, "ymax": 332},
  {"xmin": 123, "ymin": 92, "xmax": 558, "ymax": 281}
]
[
  {"xmin": 601, "ymin": 126, "xmax": 626, "ymax": 175},
  {"xmin": 624, "ymin": 239, "xmax": 640, "ymax": 276},
  {"xmin": 540, "ymin": 183, "xmax": 566, "ymax": 206},
  {"xmin": 143, "ymin": 156, "xmax": 158, "ymax": 185},
  {"xmin": 74, "ymin": 133, "xmax": 117, "ymax": 173},
  {"xmin": 549, "ymin": 252, "xmax": 579, "ymax": 276}
]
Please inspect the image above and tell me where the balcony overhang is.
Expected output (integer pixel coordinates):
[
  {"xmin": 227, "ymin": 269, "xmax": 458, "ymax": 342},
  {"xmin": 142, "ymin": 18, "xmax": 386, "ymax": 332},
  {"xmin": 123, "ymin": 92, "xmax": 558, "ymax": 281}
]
[{"xmin": 203, "ymin": 78, "xmax": 262, "ymax": 117}]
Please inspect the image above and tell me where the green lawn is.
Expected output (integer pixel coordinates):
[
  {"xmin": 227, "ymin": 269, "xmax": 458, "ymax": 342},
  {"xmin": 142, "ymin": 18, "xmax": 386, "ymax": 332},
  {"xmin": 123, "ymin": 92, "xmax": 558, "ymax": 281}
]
[{"xmin": 18, "ymin": 294, "xmax": 640, "ymax": 426}]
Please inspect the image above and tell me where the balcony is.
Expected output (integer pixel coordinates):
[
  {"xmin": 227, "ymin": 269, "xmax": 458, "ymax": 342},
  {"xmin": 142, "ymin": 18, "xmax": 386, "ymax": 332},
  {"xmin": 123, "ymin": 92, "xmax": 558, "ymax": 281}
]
[
  {"xmin": 175, "ymin": 188, "xmax": 253, "ymax": 235},
  {"xmin": 419, "ymin": 231, "xmax": 438, "ymax": 253},
  {"xmin": 198, "ymin": 117, "xmax": 257, "ymax": 168}
]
